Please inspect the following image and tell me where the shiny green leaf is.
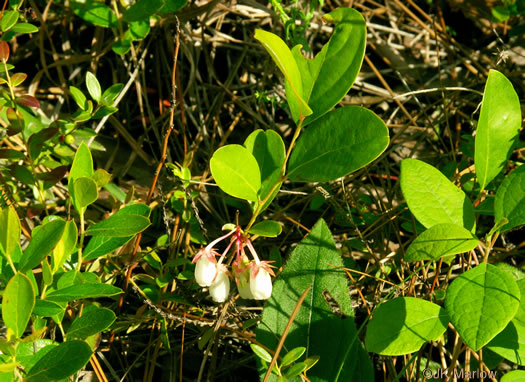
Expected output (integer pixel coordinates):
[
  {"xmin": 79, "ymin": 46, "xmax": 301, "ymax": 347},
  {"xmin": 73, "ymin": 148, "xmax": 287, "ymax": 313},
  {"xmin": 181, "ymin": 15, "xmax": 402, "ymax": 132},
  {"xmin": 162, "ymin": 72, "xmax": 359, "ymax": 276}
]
[
  {"xmin": 405, "ymin": 223, "xmax": 479, "ymax": 262},
  {"xmin": 400, "ymin": 158, "xmax": 476, "ymax": 232},
  {"xmin": 248, "ymin": 220, "xmax": 282, "ymax": 237},
  {"xmin": 83, "ymin": 204, "xmax": 150, "ymax": 260},
  {"xmin": 244, "ymin": 129, "xmax": 285, "ymax": 205},
  {"xmin": 292, "ymin": 8, "xmax": 366, "ymax": 126},
  {"xmin": 250, "ymin": 344, "xmax": 272, "ymax": 363},
  {"xmin": 365, "ymin": 297, "xmax": 449, "ymax": 355},
  {"xmin": 210, "ymin": 144, "xmax": 261, "ymax": 201},
  {"xmin": 52, "ymin": 220, "xmax": 77, "ymax": 272},
  {"xmin": 70, "ymin": 0, "xmax": 117, "ymax": 28},
  {"xmin": 0, "ymin": 10, "xmax": 19, "ymax": 31},
  {"xmin": 68, "ymin": 142, "xmax": 94, "ymax": 212},
  {"xmin": 85, "ymin": 72, "xmax": 101, "ymax": 102},
  {"xmin": 26, "ymin": 340, "xmax": 92, "ymax": 382},
  {"xmin": 254, "ymin": 29, "xmax": 312, "ymax": 121},
  {"xmin": 46, "ymin": 283, "xmax": 122, "ymax": 302},
  {"xmin": 11, "ymin": 23, "xmax": 38, "ymax": 34},
  {"xmin": 475, "ymin": 70, "xmax": 521, "ymax": 191},
  {"xmin": 33, "ymin": 299, "xmax": 64, "ymax": 317},
  {"xmin": 288, "ymin": 106, "xmax": 388, "ymax": 182},
  {"xmin": 85, "ymin": 214, "xmax": 150, "ymax": 237},
  {"xmin": 0, "ymin": 206, "xmax": 20, "ymax": 260},
  {"xmin": 67, "ymin": 307, "xmax": 116, "ymax": 339},
  {"xmin": 445, "ymin": 263, "xmax": 520, "ymax": 350},
  {"xmin": 73, "ymin": 177, "xmax": 98, "ymax": 210},
  {"xmin": 495, "ymin": 165, "xmax": 525, "ymax": 232},
  {"xmin": 281, "ymin": 347, "xmax": 306, "ymax": 367},
  {"xmin": 2, "ymin": 272, "xmax": 35, "ymax": 338},
  {"xmin": 19, "ymin": 219, "xmax": 66, "ymax": 272},
  {"xmin": 69, "ymin": 86, "xmax": 87, "ymax": 110}
]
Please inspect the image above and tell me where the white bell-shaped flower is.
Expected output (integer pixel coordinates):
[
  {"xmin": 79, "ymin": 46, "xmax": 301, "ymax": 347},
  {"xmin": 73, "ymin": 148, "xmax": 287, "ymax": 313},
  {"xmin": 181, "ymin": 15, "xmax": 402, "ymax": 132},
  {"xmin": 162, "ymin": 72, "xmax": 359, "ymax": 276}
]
[
  {"xmin": 193, "ymin": 250, "xmax": 217, "ymax": 287},
  {"xmin": 249, "ymin": 265, "xmax": 273, "ymax": 300},
  {"xmin": 233, "ymin": 254, "xmax": 253, "ymax": 299},
  {"xmin": 237, "ymin": 268, "xmax": 254, "ymax": 299},
  {"xmin": 209, "ymin": 264, "xmax": 230, "ymax": 303}
]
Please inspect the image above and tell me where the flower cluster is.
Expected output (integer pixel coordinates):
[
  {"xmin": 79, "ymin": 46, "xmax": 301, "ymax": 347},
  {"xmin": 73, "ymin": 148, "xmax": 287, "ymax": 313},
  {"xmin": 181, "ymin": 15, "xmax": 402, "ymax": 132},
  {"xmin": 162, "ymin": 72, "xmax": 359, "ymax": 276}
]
[{"xmin": 192, "ymin": 226, "xmax": 275, "ymax": 303}]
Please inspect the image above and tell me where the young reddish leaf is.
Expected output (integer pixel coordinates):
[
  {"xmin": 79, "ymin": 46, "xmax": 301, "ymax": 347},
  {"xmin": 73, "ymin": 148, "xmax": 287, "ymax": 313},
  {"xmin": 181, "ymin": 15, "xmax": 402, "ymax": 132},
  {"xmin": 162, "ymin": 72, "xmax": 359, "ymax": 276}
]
[
  {"xmin": 6, "ymin": 107, "xmax": 18, "ymax": 121},
  {"xmin": 0, "ymin": 41, "xmax": 10, "ymax": 62},
  {"xmin": 0, "ymin": 149, "xmax": 24, "ymax": 160},
  {"xmin": 16, "ymin": 95, "xmax": 40, "ymax": 108},
  {"xmin": 27, "ymin": 127, "xmax": 59, "ymax": 159},
  {"xmin": 10, "ymin": 163, "xmax": 35, "ymax": 185},
  {"xmin": 35, "ymin": 165, "xmax": 69, "ymax": 183},
  {"xmin": 10, "ymin": 73, "xmax": 27, "ymax": 87}
]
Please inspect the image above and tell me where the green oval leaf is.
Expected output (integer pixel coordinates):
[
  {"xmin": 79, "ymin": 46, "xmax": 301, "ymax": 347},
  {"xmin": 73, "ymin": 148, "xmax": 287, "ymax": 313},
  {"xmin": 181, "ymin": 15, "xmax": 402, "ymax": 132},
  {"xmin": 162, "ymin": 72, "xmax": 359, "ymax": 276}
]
[
  {"xmin": 69, "ymin": 142, "xmax": 94, "ymax": 212},
  {"xmin": 254, "ymin": 29, "xmax": 312, "ymax": 121},
  {"xmin": 285, "ymin": 361, "xmax": 308, "ymax": 378},
  {"xmin": 405, "ymin": 223, "xmax": 479, "ymax": 262},
  {"xmin": 11, "ymin": 23, "xmax": 38, "ymax": 34},
  {"xmin": 400, "ymin": 158, "xmax": 476, "ymax": 232},
  {"xmin": 73, "ymin": 177, "xmax": 98, "ymax": 210},
  {"xmin": 83, "ymin": 204, "xmax": 150, "ymax": 260},
  {"xmin": 101, "ymin": 83, "xmax": 124, "ymax": 106},
  {"xmin": 33, "ymin": 299, "xmax": 64, "ymax": 317},
  {"xmin": 495, "ymin": 165, "xmax": 525, "ymax": 232},
  {"xmin": 250, "ymin": 344, "xmax": 272, "ymax": 363},
  {"xmin": 256, "ymin": 219, "xmax": 374, "ymax": 381},
  {"xmin": 46, "ymin": 283, "xmax": 123, "ymax": 302},
  {"xmin": 52, "ymin": 220, "xmax": 78, "ymax": 272},
  {"xmin": 70, "ymin": 0, "xmax": 117, "ymax": 28},
  {"xmin": 445, "ymin": 263, "xmax": 520, "ymax": 351},
  {"xmin": 244, "ymin": 129, "xmax": 285, "ymax": 203},
  {"xmin": 92, "ymin": 105, "xmax": 118, "ymax": 119},
  {"xmin": 210, "ymin": 144, "xmax": 261, "ymax": 201},
  {"xmin": 128, "ymin": 20, "xmax": 150, "ymax": 40},
  {"xmin": 248, "ymin": 220, "xmax": 282, "ymax": 238},
  {"xmin": 281, "ymin": 347, "xmax": 306, "ymax": 367},
  {"xmin": 26, "ymin": 340, "xmax": 93, "ymax": 382},
  {"xmin": 0, "ymin": 10, "xmax": 19, "ymax": 32},
  {"xmin": 294, "ymin": 8, "xmax": 366, "ymax": 126},
  {"xmin": 85, "ymin": 72, "xmax": 101, "ymax": 103},
  {"xmin": 19, "ymin": 219, "xmax": 66, "ymax": 272},
  {"xmin": 67, "ymin": 307, "xmax": 116, "ymax": 340},
  {"xmin": 1, "ymin": 272, "xmax": 35, "ymax": 338},
  {"xmin": 365, "ymin": 297, "xmax": 449, "ymax": 356},
  {"xmin": 112, "ymin": 40, "xmax": 132, "ymax": 56},
  {"xmin": 288, "ymin": 106, "xmax": 388, "ymax": 182},
  {"xmin": 85, "ymin": 214, "xmax": 151, "ymax": 237},
  {"xmin": 475, "ymin": 70, "xmax": 521, "ymax": 191},
  {"xmin": 69, "ymin": 86, "xmax": 87, "ymax": 110},
  {"xmin": 0, "ymin": 206, "xmax": 21, "ymax": 260}
]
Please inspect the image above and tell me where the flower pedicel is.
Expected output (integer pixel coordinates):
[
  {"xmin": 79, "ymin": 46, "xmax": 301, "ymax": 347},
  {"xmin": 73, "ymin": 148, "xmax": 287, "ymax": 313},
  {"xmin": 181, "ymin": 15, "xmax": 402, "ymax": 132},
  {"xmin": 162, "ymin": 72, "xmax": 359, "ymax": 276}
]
[{"xmin": 192, "ymin": 225, "xmax": 275, "ymax": 302}]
